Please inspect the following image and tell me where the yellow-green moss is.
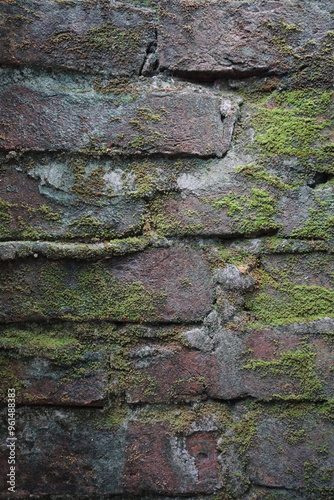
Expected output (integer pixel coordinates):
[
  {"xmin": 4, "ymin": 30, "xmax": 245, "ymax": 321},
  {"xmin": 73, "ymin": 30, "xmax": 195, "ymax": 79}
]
[
  {"xmin": 243, "ymin": 345, "xmax": 324, "ymax": 400},
  {"xmin": 253, "ymin": 89, "xmax": 333, "ymax": 166},
  {"xmin": 12, "ymin": 261, "xmax": 167, "ymax": 323},
  {"xmin": 210, "ymin": 188, "xmax": 280, "ymax": 234},
  {"xmin": 291, "ymin": 198, "xmax": 334, "ymax": 241},
  {"xmin": 246, "ymin": 284, "xmax": 334, "ymax": 326},
  {"xmin": 235, "ymin": 163, "xmax": 294, "ymax": 190}
]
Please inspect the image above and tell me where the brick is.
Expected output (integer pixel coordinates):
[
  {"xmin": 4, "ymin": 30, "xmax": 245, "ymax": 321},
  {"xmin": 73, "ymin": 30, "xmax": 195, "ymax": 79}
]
[
  {"xmin": 149, "ymin": 187, "xmax": 334, "ymax": 239},
  {"xmin": 247, "ymin": 405, "xmax": 334, "ymax": 490},
  {"xmin": 124, "ymin": 317, "xmax": 334, "ymax": 403},
  {"xmin": 158, "ymin": 0, "xmax": 333, "ymax": 80},
  {"xmin": 0, "ymin": 354, "xmax": 107, "ymax": 406},
  {"xmin": 0, "ymin": 247, "xmax": 213, "ymax": 323},
  {"xmin": 0, "ymin": 74, "xmax": 237, "ymax": 156},
  {"xmin": 123, "ymin": 422, "xmax": 221, "ymax": 494},
  {"xmin": 0, "ymin": 0, "xmax": 155, "ymax": 76},
  {"xmin": 0, "ymin": 406, "xmax": 127, "ymax": 495},
  {"xmin": 0, "ymin": 162, "xmax": 145, "ymax": 240}
]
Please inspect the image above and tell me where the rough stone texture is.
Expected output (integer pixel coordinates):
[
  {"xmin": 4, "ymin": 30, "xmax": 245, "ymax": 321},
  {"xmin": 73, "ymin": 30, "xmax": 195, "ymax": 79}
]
[
  {"xmin": 1, "ymin": 0, "xmax": 334, "ymax": 497},
  {"xmin": 0, "ymin": 0, "xmax": 156, "ymax": 76},
  {"xmin": 158, "ymin": 0, "xmax": 333, "ymax": 80},
  {"xmin": 0, "ymin": 406, "xmax": 127, "ymax": 496},
  {"xmin": 124, "ymin": 318, "xmax": 334, "ymax": 403},
  {"xmin": 123, "ymin": 422, "xmax": 221, "ymax": 495},
  {"xmin": 0, "ymin": 247, "xmax": 213, "ymax": 323},
  {"xmin": 0, "ymin": 72, "xmax": 237, "ymax": 156},
  {"xmin": 1, "ymin": 403, "xmax": 334, "ymax": 497},
  {"xmin": 149, "ymin": 184, "xmax": 334, "ymax": 239},
  {"xmin": 0, "ymin": 159, "xmax": 145, "ymax": 240},
  {"xmin": 0, "ymin": 323, "xmax": 108, "ymax": 406}
]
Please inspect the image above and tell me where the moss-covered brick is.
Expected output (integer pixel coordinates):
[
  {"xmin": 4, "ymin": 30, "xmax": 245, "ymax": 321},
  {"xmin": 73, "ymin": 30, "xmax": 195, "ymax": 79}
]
[
  {"xmin": 0, "ymin": 247, "xmax": 213, "ymax": 323},
  {"xmin": 253, "ymin": 89, "xmax": 333, "ymax": 170},
  {"xmin": 246, "ymin": 253, "xmax": 334, "ymax": 326},
  {"xmin": 158, "ymin": 0, "xmax": 333, "ymax": 79}
]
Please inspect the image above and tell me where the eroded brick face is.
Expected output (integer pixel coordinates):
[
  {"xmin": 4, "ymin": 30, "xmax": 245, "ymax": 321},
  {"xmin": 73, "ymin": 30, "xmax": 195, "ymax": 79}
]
[{"xmin": 0, "ymin": 0, "xmax": 333, "ymax": 498}]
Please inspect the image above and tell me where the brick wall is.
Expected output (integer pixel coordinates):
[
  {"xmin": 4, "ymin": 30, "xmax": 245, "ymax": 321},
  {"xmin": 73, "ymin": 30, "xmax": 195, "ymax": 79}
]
[{"xmin": 0, "ymin": 0, "xmax": 334, "ymax": 498}]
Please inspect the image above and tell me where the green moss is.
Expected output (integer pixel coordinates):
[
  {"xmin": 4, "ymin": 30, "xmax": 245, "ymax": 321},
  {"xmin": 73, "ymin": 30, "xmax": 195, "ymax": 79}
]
[
  {"xmin": 93, "ymin": 77, "xmax": 137, "ymax": 99},
  {"xmin": 137, "ymin": 401, "xmax": 231, "ymax": 433},
  {"xmin": 246, "ymin": 283, "xmax": 334, "ymax": 326},
  {"xmin": 304, "ymin": 461, "xmax": 334, "ymax": 495},
  {"xmin": 14, "ymin": 261, "xmax": 167, "ymax": 323},
  {"xmin": 0, "ymin": 323, "xmax": 96, "ymax": 367},
  {"xmin": 291, "ymin": 198, "xmax": 334, "ymax": 240},
  {"xmin": 243, "ymin": 345, "xmax": 324, "ymax": 400},
  {"xmin": 126, "ymin": 372, "xmax": 157, "ymax": 397},
  {"xmin": 0, "ymin": 197, "xmax": 63, "ymax": 241},
  {"xmin": 0, "ymin": 329, "xmax": 77, "ymax": 351},
  {"xmin": 100, "ymin": 400, "xmax": 128, "ymax": 428},
  {"xmin": 253, "ymin": 89, "xmax": 333, "ymax": 165},
  {"xmin": 47, "ymin": 21, "xmax": 145, "ymax": 66},
  {"xmin": 218, "ymin": 402, "xmax": 259, "ymax": 457},
  {"xmin": 127, "ymin": 130, "xmax": 166, "ymax": 152},
  {"xmin": 210, "ymin": 188, "xmax": 280, "ymax": 235},
  {"xmin": 0, "ymin": 358, "xmax": 25, "ymax": 396},
  {"xmin": 235, "ymin": 163, "xmax": 294, "ymax": 190},
  {"xmin": 284, "ymin": 428, "xmax": 306, "ymax": 445}
]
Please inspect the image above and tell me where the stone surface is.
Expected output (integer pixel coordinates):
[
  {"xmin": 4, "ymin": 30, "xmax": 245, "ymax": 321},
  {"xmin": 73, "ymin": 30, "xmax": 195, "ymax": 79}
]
[
  {"xmin": 0, "ymin": 160, "xmax": 145, "ymax": 240},
  {"xmin": 0, "ymin": 406, "xmax": 127, "ymax": 496},
  {"xmin": 158, "ymin": 0, "xmax": 333, "ymax": 80},
  {"xmin": 0, "ymin": 0, "xmax": 333, "ymax": 496},
  {"xmin": 0, "ymin": 323, "xmax": 108, "ymax": 406},
  {"xmin": 149, "ymin": 187, "xmax": 334, "ymax": 238},
  {"xmin": 1, "ymin": 402, "xmax": 334, "ymax": 497},
  {"xmin": 0, "ymin": 0, "xmax": 155, "ymax": 76},
  {"xmin": 0, "ymin": 71, "xmax": 238, "ymax": 156},
  {"xmin": 123, "ymin": 422, "xmax": 221, "ymax": 495},
  {"xmin": 0, "ymin": 247, "xmax": 213, "ymax": 323},
  {"xmin": 124, "ymin": 318, "xmax": 334, "ymax": 404},
  {"xmin": 247, "ymin": 406, "xmax": 334, "ymax": 491}
]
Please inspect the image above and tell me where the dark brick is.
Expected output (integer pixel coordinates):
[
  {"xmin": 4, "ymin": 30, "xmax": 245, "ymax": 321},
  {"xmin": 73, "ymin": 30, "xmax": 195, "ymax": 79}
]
[
  {"xmin": 0, "ymin": 247, "xmax": 213, "ymax": 323},
  {"xmin": 158, "ymin": 0, "xmax": 333, "ymax": 79},
  {"xmin": 0, "ymin": 0, "xmax": 155, "ymax": 76},
  {"xmin": 0, "ymin": 75, "xmax": 237, "ymax": 156}
]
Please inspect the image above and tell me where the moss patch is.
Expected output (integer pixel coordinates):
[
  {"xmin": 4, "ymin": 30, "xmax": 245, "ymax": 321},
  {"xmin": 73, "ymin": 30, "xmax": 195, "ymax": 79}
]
[
  {"xmin": 253, "ymin": 89, "xmax": 333, "ymax": 168},
  {"xmin": 246, "ymin": 283, "xmax": 334, "ymax": 326},
  {"xmin": 210, "ymin": 188, "xmax": 280, "ymax": 235},
  {"xmin": 243, "ymin": 344, "xmax": 324, "ymax": 400},
  {"xmin": 2, "ymin": 260, "xmax": 167, "ymax": 323}
]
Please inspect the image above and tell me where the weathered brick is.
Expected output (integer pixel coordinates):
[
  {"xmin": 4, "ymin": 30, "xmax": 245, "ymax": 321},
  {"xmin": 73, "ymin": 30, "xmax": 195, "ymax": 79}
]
[
  {"xmin": 0, "ymin": 0, "xmax": 155, "ymax": 76},
  {"xmin": 158, "ymin": 0, "xmax": 333, "ymax": 80},
  {"xmin": 124, "ymin": 317, "xmax": 334, "ymax": 403},
  {"xmin": 0, "ymin": 322, "xmax": 108, "ymax": 406},
  {"xmin": 125, "ymin": 345, "xmax": 220, "ymax": 404},
  {"xmin": 149, "ymin": 187, "xmax": 334, "ymax": 239},
  {"xmin": 0, "ymin": 354, "xmax": 107, "ymax": 406},
  {"xmin": 0, "ymin": 247, "xmax": 213, "ymax": 323},
  {"xmin": 0, "ymin": 162, "xmax": 145, "ymax": 240},
  {"xmin": 124, "ymin": 422, "xmax": 221, "ymax": 495},
  {"xmin": 246, "ymin": 404, "xmax": 334, "ymax": 491},
  {"xmin": 0, "ymin": 73, "xmax": 238, "ymax": 156},
  {"xmin": 0, "ymin": 406, "xmax": 127, "ymax": 495},
  {"xmin": 1, "ymin": 402, "xmax": 334, "ymax": 497}
]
